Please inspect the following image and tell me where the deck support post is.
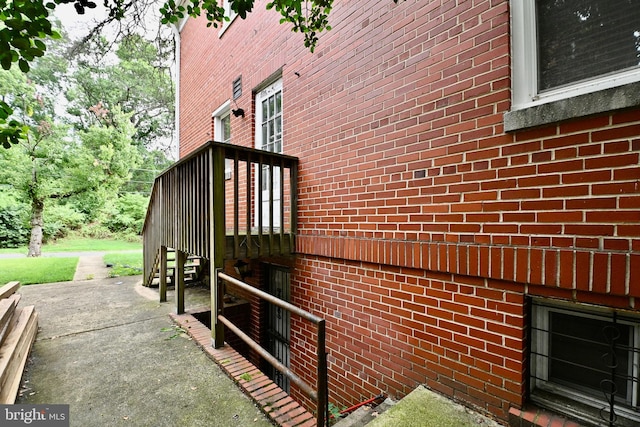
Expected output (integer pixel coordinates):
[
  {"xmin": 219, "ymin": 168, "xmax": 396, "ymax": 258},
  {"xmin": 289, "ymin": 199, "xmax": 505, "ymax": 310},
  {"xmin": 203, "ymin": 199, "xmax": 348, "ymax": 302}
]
[
  {"xmin": 211, "ymin": 145, "xmax": 226, "ymax": 348},
  {"xmin": 159, "ymin": 246, "xmax": 168, "ymax": 302},
  {"xmin": 175, "ymin": 249, "xmax": 186, "ymax": 314},
  {"xmin": 212, "ymin": 268, "xmax": 225, "ymax": 348}
]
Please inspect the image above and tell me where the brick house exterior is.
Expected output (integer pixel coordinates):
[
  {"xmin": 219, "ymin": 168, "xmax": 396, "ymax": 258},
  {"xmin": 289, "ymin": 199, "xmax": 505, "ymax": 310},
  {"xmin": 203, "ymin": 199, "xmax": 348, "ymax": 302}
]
[{"xmin": 175, "ymin": 1, "xmax": 640, "ymax": 425}]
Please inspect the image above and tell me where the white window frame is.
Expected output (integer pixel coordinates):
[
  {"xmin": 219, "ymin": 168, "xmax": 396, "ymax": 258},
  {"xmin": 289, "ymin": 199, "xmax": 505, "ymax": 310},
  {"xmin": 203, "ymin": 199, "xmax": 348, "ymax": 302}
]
[
  {"xmin": 510, "ymin": 0, "xmax": 640, "ymax": 111},
  {"xmin": 212, "ymin": 101, "xmax": 232, "ymax": 180},
  {"xmin": 254, "ymin": 78, "xmax": 283, "ymax": 229},
  {"xmin": 531, "ymin": 300, "xmax": 640, "ymax": 424},
  {"xmin": 255, "ymin": 78, "xmax": 283, "ymax": 154},
  {"xmin": 218, "ymin": 0, "xmax": 238, "ymax": 37}
]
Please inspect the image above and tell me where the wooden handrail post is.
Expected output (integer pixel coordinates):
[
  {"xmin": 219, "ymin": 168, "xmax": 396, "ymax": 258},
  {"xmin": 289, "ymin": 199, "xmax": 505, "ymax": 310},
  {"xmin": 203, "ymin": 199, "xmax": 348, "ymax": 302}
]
[
  {"xmin": 159, "ymin": 246, "xmax": 167, "ymax": 302},
  {"xmin": 211, "ymin": 145, "xmax": 226, "ymax": 348},
  {"xmin": 213, "ymin": 268, "xmax": 225, "ymax": 348},
  {"xmin": 175, "ymin": 249, "xmax": 186, "ymax": 314}
]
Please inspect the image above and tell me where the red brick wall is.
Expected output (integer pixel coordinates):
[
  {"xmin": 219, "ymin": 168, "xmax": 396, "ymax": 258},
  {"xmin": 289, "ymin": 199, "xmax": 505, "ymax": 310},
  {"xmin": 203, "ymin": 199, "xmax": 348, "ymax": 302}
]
[
  {"xmin": 291, "ymin": 256, "xmax": 527, "ymax": 418},
  {"xmin": 178, "ymin": 0, "xmax": 640, "ymax": 422}
]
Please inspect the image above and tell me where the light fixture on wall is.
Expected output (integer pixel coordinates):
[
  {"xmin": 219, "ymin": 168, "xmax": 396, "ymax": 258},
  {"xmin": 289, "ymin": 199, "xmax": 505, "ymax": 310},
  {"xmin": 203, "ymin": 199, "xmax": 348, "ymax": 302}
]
[{"xmin": 234, "ymin": 259, "xmax": 251, "ymax": 279}]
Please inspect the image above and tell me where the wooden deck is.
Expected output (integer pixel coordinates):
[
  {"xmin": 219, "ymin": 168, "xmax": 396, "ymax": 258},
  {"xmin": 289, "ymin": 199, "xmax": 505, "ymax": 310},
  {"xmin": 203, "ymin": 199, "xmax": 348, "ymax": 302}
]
[
  {"xmin": 170, "ymin": 310, "xmax": 317, "ymax": 427},
  {"xmin": 142, "ymin": 141, "xmax": 298, "ymax": 288}
]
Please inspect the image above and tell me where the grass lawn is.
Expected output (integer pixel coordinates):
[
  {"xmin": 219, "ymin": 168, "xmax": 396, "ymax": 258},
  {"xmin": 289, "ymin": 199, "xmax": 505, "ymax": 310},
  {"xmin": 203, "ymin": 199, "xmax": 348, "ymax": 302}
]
[
  {"xmin": 104, "ymin": 252, "xmax": 143, "ymax": 277},
  {"xmin": 0, "ymin": 237, "xmax": 142, "ymax": 254},
  {"xmin": 0, "ymin": 257, "xmax": 79, "ymax": 285}
]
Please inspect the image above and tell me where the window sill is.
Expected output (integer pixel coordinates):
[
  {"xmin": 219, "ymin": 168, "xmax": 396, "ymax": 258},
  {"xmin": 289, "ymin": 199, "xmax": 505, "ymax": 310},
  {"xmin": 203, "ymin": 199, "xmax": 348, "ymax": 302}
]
[
  {"xmin": 531, "ymin": 388, "xmax": 639, "ymax": 427},
  {"xmin": 504, "ymin": 81, "xmax": 640, "ymax": 132}
]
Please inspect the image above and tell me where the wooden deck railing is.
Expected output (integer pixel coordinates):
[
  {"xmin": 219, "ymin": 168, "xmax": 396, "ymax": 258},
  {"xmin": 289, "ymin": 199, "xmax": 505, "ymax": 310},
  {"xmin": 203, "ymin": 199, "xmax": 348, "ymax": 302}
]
[{"xmin": 142, "ymin": 141, "xmax": 299, "ymax": 287}]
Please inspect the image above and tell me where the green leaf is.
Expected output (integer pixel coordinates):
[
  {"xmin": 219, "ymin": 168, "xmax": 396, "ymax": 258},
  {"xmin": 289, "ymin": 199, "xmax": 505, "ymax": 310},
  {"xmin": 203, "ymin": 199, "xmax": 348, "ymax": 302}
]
[
  {"xmin": 1, "ymin": 56, "xmax": 12, "ymax": 71},
  {"xmin": 18, "ymin": 58, "xmax": 30, "ymax": 73},
  {"xmin": 10, "ymin": 38, "xmax": 31, "ymax": 50}
]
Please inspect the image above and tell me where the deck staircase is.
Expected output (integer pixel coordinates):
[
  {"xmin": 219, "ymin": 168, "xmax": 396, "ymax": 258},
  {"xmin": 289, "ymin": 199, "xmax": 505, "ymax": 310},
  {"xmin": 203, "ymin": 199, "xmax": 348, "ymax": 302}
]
[
  {"xmin": 142, "ymin": 141, "xmax": 299, "ymax": 290},
  {"xmin": 146, "ymin": 248, "xmax": 206, "ymax": 288}
]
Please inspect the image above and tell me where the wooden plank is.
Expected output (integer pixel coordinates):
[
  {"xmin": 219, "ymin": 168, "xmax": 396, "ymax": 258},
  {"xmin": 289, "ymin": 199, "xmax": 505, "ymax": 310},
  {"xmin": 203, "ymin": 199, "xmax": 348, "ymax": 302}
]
[
  {"xmin": 234, "ymin": 151, "xmax": 240, "ymax": 259},
  {"xmin": 246, "ymin": 155, "xmax": 252, "ymax": 258},
  {"xmin": 0, "ymin": 306, "xmax": 38, "ymax": 404},
  {"xmin": 0, "ymin": 295, "xmax": 20, "ymax": 347},
  {"xmin": 0, "ymin": 282, "xmax": 20, "ymax": 300},
  {"xmin": 0, "ymin": 309, "xmax": 37, "ymax": 404},
  {"xmin": 279, "ymin": 159, "xmax": 285, "ymax": 255},
  {"xmin": 159, "ymin": 246, "xmax": 167, "ymax": 303},
  {"xmin": 175, "ymin": 250, "xmax": 186, "ymax": 315},
  {"xmin": 211, "ymin": 145, "xmax": 226, "ymax": 348}
]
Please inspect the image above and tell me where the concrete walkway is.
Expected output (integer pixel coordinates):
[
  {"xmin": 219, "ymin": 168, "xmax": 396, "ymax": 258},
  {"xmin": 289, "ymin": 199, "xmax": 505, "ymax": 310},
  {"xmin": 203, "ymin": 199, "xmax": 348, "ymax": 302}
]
[
  {"xmin": 15, "ymin": 273, "xmax": 272, "ymax": 426},
  {"xmin": 72, "ymin": 255, "xmax": 112, "ymax": 281}
]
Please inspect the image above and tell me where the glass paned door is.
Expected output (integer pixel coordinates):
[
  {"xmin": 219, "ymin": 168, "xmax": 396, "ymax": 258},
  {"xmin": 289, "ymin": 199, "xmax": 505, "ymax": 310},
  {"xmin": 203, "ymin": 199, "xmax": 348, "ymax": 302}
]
[{"xmin": 255, "ymin": 79, "xmax": 282, "ymax": 228}]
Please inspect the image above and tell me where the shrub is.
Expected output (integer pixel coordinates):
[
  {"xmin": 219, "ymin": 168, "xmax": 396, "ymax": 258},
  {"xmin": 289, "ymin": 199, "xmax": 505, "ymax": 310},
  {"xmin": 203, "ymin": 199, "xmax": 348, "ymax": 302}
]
[
  {"xmin": 102, "ymin": 193, "xmax": 149, "ymax": 236},
  {"xmin": 43, "ymin": 204, "xmax": 86, "ymax": 242},
  {"xmin": 80, "ymin": 222, "xmax": 114, "ymax": 239},
  {"xmin": 0, "ymin": 205, "xmax": 30, "ymax": 248}
]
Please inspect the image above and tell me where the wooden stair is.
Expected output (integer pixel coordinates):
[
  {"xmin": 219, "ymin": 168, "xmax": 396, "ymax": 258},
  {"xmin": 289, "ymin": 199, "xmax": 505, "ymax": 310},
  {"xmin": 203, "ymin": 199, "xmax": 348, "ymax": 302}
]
[
  {"xmin": 0, "ymin": 281, "xmax": 38, "ymax": 403},
  {"xmin": 147, "ymin": 249, "xmax": 206, "ymax": 288}
]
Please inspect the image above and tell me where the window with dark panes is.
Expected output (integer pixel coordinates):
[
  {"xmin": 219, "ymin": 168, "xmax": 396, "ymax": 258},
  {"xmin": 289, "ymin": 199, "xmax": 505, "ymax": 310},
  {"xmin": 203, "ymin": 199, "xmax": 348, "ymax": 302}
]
[{"xmin": 537, "ymin": 0, "xmax": 640, "ymax": 91}]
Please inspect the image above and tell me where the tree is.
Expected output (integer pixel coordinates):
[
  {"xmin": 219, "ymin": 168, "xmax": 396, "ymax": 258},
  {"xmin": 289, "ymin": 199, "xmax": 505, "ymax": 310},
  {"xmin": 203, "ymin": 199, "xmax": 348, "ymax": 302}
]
[{"xmin": 0, "ymin": 66, "xmax": 141, "ymax": 256}]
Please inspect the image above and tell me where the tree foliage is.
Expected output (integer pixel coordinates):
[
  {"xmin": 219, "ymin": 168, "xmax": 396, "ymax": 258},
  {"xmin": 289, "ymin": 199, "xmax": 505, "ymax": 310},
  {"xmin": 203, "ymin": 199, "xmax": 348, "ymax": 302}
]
[
  {"xmin": 0, "ymin": 0, "xmax": 61, "ymax": 147},
  {"xmin": 0, "ymin": 62, "xmax": 143, "ymax": 254},
  {"xmin": 160, "ymin": 0, "xmax": 333, "ymax": 52},
  {"xmin": 67, "ymin": 34, "xmax": 175, "ymax": 151},
  {"xmin": 0, "ymin": 0, "xmax": 59, "ymax": 73}
]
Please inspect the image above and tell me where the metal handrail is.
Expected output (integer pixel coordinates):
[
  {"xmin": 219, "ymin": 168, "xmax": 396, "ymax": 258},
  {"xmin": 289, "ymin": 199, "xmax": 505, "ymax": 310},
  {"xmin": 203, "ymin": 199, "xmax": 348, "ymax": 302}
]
[{"xmin": 217, "ymin": 271, "xmax": 329, "ymax": 427}]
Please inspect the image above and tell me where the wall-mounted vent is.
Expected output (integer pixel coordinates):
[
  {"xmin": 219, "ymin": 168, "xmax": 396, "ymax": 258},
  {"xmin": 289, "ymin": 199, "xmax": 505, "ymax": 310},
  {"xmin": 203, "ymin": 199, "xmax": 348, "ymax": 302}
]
[{"xmin": 233, "ymin": 76, "xmax": 242, "ymax": 100}]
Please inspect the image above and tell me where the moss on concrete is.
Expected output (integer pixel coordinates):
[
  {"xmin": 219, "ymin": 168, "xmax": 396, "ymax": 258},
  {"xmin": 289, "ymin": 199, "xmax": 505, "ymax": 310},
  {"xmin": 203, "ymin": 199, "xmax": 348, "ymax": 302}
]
[{"xmin": 367, "ymin": 386, "xmax": 500, "ymax": 427}]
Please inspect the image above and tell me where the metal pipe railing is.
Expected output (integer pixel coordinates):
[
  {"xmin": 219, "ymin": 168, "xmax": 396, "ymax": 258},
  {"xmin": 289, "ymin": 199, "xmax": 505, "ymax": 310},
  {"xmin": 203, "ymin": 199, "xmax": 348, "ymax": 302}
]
[{"xmin": 217, "ymin": 271, "xmax": 329, "ymax": 427}]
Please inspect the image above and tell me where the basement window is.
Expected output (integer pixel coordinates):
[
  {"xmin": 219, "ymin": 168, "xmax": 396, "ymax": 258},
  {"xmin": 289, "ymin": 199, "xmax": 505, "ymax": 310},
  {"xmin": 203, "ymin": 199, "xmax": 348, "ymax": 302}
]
[{"xmin": 530, "ymin": 299, "xmax": 640, "ymax": 426}]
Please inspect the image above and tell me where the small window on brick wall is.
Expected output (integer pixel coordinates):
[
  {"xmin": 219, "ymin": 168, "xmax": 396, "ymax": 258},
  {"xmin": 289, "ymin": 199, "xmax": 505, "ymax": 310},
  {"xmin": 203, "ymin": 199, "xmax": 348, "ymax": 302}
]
[{"xmin": 530, "ymin": 299, "xmax": 640, "ymax": 426}]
